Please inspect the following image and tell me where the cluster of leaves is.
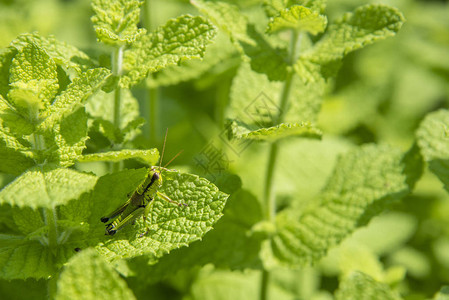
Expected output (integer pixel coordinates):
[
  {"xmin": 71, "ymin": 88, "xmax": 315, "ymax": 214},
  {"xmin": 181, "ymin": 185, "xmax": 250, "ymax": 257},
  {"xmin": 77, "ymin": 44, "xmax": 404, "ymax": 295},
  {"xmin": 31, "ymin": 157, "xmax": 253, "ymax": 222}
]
[{"xmin": 0, "ymin": 0, "xmax": 449, "ymax": 299}]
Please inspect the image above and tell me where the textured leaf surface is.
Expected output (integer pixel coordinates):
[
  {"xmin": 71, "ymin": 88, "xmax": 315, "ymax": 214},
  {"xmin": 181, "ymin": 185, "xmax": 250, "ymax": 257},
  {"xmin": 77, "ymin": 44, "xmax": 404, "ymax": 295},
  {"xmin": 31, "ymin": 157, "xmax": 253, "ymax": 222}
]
[
  {"xmin": 191, "ymin": 0, "xmax": 251, "ymax": 44},
  {"xmin": 85, "ymin": 89, "xmax": 143, "ymax": 144},
  {"xmin": 56, "ymin": 249, "xmax": 136, "ymax": 300},
  {"xmin": 228, "ymin": 120, "xmax": 322, "ymax": 142},
  {"xmin": 267, "ymin": 5, "xmax": 327, "ymax": 35},
  {"xmin": 88, "ymin": 168, "xmax": 228, "ymax": 261},
  {"xmin": 192, "ymin": 0, "xmax": 288, "ymax": 81},
  {"xmin": 131, "ymin": 189, "xmax": 263, "ymax": 282},
  {"xmin": 263, "ymin": 145, "xmax": 408, "ymax": 268},
  {"xmin": 10, "ymin": 33, "xmax": 94, "ymax": 74},
  {"xmin": 229, "ymin": 63, "xmax": 323, "ymax": 126},
  {"xmin": 416, "ymin": 109, "xmax": 449, "ymax": 191},
  {"xmin": 78, "ymin": 148, "xmax": 159, "ymax": 165},
  {"xmin": 91, "ymin": 0, "xmax": 145, "ymax": 46},
  {"xmin": 0, "ymin": 168, "xmax": 97, "ymax": 209},
  {"xmin": 304, "ymin": 4, "xmax": 404, "ymax": 64},
  {"xmin": 122, "ymin": 15, "xmax": 216, "ymax": 88},
  {"xmin": 38, "ymin": 68, "xmax": 110, "ymax": 131},
  {"xmin": 7, "ymin": 43, "xmax": 58, "ymax": 121},
  {"xmin": 335, "ymin": 272, "xmax": 401, "ymax": 300}
]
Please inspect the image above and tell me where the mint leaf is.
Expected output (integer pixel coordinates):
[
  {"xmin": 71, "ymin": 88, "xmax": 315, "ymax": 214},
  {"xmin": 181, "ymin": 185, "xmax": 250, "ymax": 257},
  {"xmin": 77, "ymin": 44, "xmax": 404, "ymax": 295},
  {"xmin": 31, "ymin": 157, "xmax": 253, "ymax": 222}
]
[
  {"xmin": 228, "ymin": 120, "xmax": 322, "ymax": 142},
  {"xmin": 78, "ymin": 148, "xmax": 159, "ymax": 166},
  {"xmin": 192, "ymin": 0, "xmax": 289, "ymax": 81},
  {"xmin": 304, "ymin": 4, "xmax": 405, "ymax": 64},
  {"xmin": 191, "ymin": 0, "xmax": 252, "ymax": 44},
  {"xmin": 56, "ymin": 248, "xmax": 136, "ymax": 300},
  {"xmin": 229, "ymin": 63, "xmax": 323, "ymax": 126},
  {"xmin": 91, "ymin": 0, "xmax": 145, "ymax": 46},
  {"xmin": 10, "ymin": 33, "xmax": 94, "ymax": 75},
  {"xmin": 89, "ymin": 168, "xmax": 228, "ymax": 261},
  {"xmin": 7, "ymin": 43, "xmax": 58, "ymax": 123},
  {"xmin": 0, "ymin": 168, "xmax": 97, "ymax": 209},
  {"xmin": 434, "ymin": 286, "xmax": 449, "ymax": 300},
  {"xmin": 38, "ymin": 68, "xmax": 111, "ymax": 132},
  {"xmin": 85, "ymin": 89, "xmax": 143, "ymax": 144},
  {"xmin": 416, "ymin": 109, "xmax": 449, "ymax": 191},
  {"xmin": 267, "ymin": 5, "xmax": 327, "ymax": 35},
  {"xmin": 121, "ymin": 15, "xmax": 217, "ymax": 88},
  {"xmin": 131, "ymin": 189, "xmax": 263, "ymax": 282},
  {"xmin": 262, "ymin": 145, "xmax": 408, "ymax": 268},
  {"xmin": 335, "ymin": 272, "xmax": 401, "ymax": 300}
]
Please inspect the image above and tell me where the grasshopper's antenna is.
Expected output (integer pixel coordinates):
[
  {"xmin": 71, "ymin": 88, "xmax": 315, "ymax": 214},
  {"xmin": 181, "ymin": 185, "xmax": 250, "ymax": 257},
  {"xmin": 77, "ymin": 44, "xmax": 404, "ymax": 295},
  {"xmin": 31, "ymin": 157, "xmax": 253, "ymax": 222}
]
[
  {"xmin": 159, "ymin": 128, "xmax": 168, "ymax": 172},
  {"xmin": 163, "ymin": 150, "xmax": 184, "ymax": 168}
]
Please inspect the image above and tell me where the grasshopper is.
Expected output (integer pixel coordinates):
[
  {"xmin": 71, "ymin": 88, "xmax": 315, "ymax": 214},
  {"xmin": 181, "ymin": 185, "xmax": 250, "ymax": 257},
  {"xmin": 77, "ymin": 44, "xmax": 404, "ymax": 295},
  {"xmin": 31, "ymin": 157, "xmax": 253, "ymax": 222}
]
[{"xmin": 101, "ymin": 132, "xmax": 185, "ymax": 236}]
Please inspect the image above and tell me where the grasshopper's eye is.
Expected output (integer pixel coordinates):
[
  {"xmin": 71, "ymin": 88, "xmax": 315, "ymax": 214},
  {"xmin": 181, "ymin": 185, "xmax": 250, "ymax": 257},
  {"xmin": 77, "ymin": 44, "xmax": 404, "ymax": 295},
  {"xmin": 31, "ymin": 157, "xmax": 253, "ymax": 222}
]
[{"xmin": 151, "ymin": 172, "xmax": 160, "ymax": 181}]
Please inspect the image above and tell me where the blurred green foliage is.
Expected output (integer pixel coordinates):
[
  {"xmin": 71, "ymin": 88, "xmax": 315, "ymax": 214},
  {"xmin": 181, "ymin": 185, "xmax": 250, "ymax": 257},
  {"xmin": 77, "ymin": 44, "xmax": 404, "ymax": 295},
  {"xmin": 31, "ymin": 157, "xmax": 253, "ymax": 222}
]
[{"xmin": 0, "ymin": 0, "xmax": 449, "ymax": 299}]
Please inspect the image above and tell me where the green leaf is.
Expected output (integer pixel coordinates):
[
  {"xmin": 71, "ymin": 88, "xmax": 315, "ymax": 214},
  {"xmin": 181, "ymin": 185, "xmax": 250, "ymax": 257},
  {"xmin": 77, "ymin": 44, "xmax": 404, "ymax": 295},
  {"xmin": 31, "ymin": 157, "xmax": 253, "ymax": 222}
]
[
  {"xmin": 416, "ymin": 109, "xmax": 449, "ymax": 191},
  {"xmin": 0, "ymin": 241, "xmax": 56, "ymax": 280},
  {"xmin": 147, "ymin": 32, "xmax": 239, "ymax": 88},
  {"xmin": 130, "ymin": 189, "xmax": 263, "ymax": 283},
  {"xmin": 192, "ymin": 0, "xmax": 290, "ymax": 81},
  {"xmin": 7, "ymin": 43, "xmax": 58, "ymax": 122},
  {"xmin": 304, "ymin": 4, "xmax": 405, "ymax": 64},
  {"xmin": 38, "ymin": 68, "xmax": 111, "ymax": 132},
  {"xmin": 239, "ymin": 25, "xmax": 289, "ymax": 81},
  {"xmin": 78, "ymin": 148, "xmax": 159, "ymax": 166},
  {"xmin": 227, "ymin": 120, "xmax": 322, "ymax": 142},
  {"xmin": 10, "ymin": 33, "xmax": 94, "ymax": 75},
  {"xmin": 335, "ymin": 272, "xmax": 402, "ymax": 300},
  {"xmin": 56, "ymin": 248, "xmax": 136, "ymax": 300},
  {"xmin": 191, "ymin": 0, "xmax": 252, "ymax": 44},
  {"xmin": 0, "ymin": 167, "xmax": 97, "ymax": 209},
  {"xmin": 267, "ymin": 5, "xmax": 327, "ymax": 35},
  {"xmin": 229, "ymin": 63, "xmax": 323, "ymax": 126},
  {"xmin": 89, "ymin": 168, "xmax": 228, "ymax": 261},
  {"xmin": 0, "ymin": 99, "xmax": 35, "ymax": 174},
  {"xmin": 262, "ymin": 144, "xmax": 408, "ymax": 268},
  {"xmin": 121, "ymin": 15, "xmax": 217, "ymax": 88},
  {"xmin": 91, "ymin": 0, "xmax": 145, "ymax": 46},
  {"xmin": 434, "ymin": 286, "xmax": 449, "ymax": 300},
  {"xmin": 85, "ymin": 89, "xmax": 143, "ymax": 144}
]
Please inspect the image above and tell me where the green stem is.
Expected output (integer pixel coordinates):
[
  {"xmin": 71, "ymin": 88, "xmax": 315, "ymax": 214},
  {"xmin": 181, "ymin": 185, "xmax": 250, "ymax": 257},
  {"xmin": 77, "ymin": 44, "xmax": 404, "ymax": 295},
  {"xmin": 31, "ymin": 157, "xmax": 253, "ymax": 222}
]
[
  {"xmin": 260, "ymin": 30, "xmax": 301, "ymax": 300},
  {"xmin": 148, "ymin": 85, "xmax": 159, "ymax": 144},
  {"xmin": 44, "ymin": 207, "xmax": 58, "ymax": 250},
  {"xmin": 112, "ymin": 46, "xmax": 124, "ymax": 129},
  {"xmin": 260, "ymin": 270, "xmax": 270, "ymax": 300},
  {"xmin": 142, "ymin": 0, "xmax": 158, "ymax": 144},
  {"xmin": 47, "ymin": 272, "xmax": 58, "ymax": 299},
  {"xmin": 111, "ymin": 46, "xmax": 124, "ymax": 172}
]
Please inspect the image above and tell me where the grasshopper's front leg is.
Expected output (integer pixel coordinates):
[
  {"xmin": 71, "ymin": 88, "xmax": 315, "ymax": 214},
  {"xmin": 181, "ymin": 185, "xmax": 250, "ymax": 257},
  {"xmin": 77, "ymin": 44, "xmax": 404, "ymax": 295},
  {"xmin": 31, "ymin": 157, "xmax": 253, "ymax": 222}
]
[{"xmin": 157, "ymin": 191, "xmax": 188, "ymax": 207}]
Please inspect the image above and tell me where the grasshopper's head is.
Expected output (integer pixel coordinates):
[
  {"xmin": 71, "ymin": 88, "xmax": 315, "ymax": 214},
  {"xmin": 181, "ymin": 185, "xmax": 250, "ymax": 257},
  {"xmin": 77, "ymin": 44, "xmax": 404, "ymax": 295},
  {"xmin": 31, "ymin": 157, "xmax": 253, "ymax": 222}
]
[{"xmin": 149, "ymin": 167, "xmax": 163, "ymax": 189}]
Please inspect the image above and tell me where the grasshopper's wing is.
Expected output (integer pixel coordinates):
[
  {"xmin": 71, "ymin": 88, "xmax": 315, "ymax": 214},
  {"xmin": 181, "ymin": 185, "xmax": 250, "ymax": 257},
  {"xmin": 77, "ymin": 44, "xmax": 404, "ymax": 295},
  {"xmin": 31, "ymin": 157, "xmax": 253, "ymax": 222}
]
[{"xmin": 101, "ymin": 198, "xmax": 132, "ymax": 223}]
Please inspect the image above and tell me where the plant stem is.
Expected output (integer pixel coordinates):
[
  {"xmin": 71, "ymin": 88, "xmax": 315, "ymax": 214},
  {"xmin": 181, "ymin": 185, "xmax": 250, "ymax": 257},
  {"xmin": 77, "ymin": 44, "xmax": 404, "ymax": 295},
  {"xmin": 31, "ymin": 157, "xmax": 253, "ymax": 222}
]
[
  {"xmin": 112, "ymin": 46, "xmax": 124, "ymax": 172},
  {"xmin": 260, "ymin": 270, "xmax": 270, "ymax": 300},
  {"xmin": 148, "ymin": 84, "xmax": 159, "ymax": 144},
  {"xmin": 44, "ymin": 207, "xmax": 58, "ymax": 250},
  {"xmin": 260, "ymin": 30, "xmax": 301, "ymax": 300},
  {"xmin": 47, "ymin": 272, "xmax": 58, "ymax": 299},
  {"xmin": 112, "ymin": 46, "xmax": 124, "ymax": 129},
  {"xmin": 142, "ymin": 0, "xmax": 159, "ymax": 144}
]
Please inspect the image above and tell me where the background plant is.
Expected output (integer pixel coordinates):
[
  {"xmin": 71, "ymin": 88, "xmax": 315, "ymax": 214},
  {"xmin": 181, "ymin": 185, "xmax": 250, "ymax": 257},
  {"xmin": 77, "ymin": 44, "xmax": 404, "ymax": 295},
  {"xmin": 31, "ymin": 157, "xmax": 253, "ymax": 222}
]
[{"xmin": 0, "ymin": 0, "xmax": 449, "ymax": 299}]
